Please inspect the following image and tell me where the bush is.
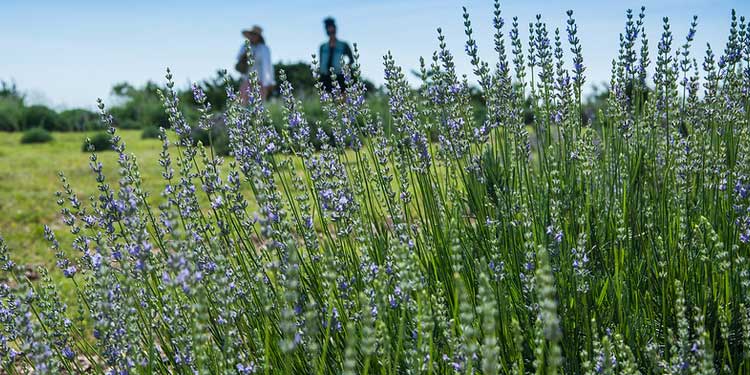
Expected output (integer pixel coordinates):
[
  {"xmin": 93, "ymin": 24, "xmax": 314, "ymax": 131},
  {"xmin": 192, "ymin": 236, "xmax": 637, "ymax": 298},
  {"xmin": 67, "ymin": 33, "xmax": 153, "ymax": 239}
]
[
  {"xmin": 59, "ymin": 108, "xmax": 99, "ymax": 131},
  {"xmin": 142, "ymin": 102, "xmax": 171, "ymax": 129},
  {"xmin": 119, "ymin": 119, "xmax": 144, "ymax": 130},
  {"xmin": 82, "ymin": 132, "xmax": 113, "ymax": 152},
  {"xmin": 141, "ymin": 126, "xmax": 161, "ymax": 139},
  {"xmin": 110, "ymin": 104, "xmax": 138, "ymax": 128},
  {"xmin": 23, "ymin": 105, "xmax": 64, "ymax": 131},
  {"xmin": 0, "ymin": 111, "xmax": 18, "ymax": 132},
  {"xmin": 0, "ymin": 110, "xmax": 20, "ymax": 132},
  {"xmin": 0, "ymin": 98, "xmax": 24, "ymax": 131},
  {"xmin": 110, "ymin": 82, "xmax": 173, "ymax": 130},
  {"xmin": 19, "ymin": 127, "xmax": 53, "ymax": 144},
  {"xmin": 191, "ymin": 124, "xmax": 230, "ymax": 156}
]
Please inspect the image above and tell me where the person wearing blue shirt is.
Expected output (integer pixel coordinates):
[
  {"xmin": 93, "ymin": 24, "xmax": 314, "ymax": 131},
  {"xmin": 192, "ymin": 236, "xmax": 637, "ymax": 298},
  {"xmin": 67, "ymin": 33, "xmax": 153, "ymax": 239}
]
[{"xmin": 318, "ymin": 17, "xmax": 354, "ymax": 92}]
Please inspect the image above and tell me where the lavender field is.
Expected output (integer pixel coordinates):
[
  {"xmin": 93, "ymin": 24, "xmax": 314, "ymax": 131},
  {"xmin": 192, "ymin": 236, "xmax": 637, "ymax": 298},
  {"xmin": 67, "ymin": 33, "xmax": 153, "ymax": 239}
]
[{"xmin": 3, "ymin": 2, "xmax": 750, "ymax": 374}]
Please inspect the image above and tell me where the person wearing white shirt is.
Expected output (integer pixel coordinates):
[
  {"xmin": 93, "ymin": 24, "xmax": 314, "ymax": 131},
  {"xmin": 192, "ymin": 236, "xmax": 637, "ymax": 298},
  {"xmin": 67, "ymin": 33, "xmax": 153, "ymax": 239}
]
[{"xmin": 237, "ymin": 25, "xmax": 275, "ymax": 102}]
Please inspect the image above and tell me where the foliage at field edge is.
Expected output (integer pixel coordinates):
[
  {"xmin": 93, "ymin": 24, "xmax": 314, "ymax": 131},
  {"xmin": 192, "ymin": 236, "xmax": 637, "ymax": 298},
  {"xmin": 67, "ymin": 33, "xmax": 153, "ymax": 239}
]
[
  {"xmin": 2, "ymin": 3, "xmax": 750, "ymax": 374},
  {"xmin": 0, "ymin": 63, "xmax": 380, "ymax": 134}
]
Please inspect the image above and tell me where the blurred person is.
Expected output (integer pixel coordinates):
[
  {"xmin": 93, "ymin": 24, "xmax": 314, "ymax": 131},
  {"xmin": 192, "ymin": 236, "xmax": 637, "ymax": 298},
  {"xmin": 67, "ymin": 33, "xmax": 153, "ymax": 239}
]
[
  {"xmin": 236, "ymin": 25, "xmax": 275, "ymax": 102},
  {"xmin": 318, "ymin": 17, "xmax": 354, "ymax": 92}
]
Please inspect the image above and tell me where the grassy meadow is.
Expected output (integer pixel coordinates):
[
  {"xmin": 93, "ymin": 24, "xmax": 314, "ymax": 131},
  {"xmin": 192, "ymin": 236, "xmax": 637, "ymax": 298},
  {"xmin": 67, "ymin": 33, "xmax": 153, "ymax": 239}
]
[{"xmin": 0, "ymin": 131, "xmax": 169, "ymax": 267}]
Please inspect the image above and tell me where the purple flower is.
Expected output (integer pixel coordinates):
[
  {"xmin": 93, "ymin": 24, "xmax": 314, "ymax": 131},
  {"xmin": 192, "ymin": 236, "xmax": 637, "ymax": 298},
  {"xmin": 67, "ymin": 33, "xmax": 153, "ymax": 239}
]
[
  {"xmin": 289, "ymin": 112, "xmax": 302, "ymax": 128},
  {"xmin": 63, "ymin": 265, "xmax": 77, "ymax": 278},
  {"xmin": 389, "ymin": 295, "xmax": 398, "ymax": 309},
  {"xmin": 211, "ymin": 195, "xmax": 224, "ymax": 209},
  {"xmin": 90, "ymin": 253, "xmax": 102, "ymax": 269},
  {"xmin": 451, "ymin": 361, "xmax": 462, "ymax": 371},
  {"xmin": 237, "ymin": 362, "xmax": 256, "ymax": 374},
  {"xmin": 62, "ymin": 347, "xmax": 75, "ymax": 360}
]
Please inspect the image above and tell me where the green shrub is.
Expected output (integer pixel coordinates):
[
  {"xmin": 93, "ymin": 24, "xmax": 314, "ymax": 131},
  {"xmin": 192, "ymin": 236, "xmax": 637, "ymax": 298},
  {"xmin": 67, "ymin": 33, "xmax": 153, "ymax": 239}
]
[
  {"xmin": 0, "ymin": 111, "xmax": 17, "ymax": 132},
  {"xmin": 23, "ymin": 105, "xmax": 64, "ymax": 131},
  {"xmin": 19, "ymin": 127, "xmax": 53, "ymax": 144},
  {"xmin": 110, "ymin": 105, "xmax": 138, "ymax": 128},
  {"xmin": 109, "ymin": 82, "xmax": 173, "ymax": 130},
  {"xmin": 123, "ymin": 120, "xmax": 145, "ymax": 130},
  {"xmin": 0, "ymin": 98, "xmax": 24, "ymax": 131},
  {"xmin": 141, "ymin": 126, "xmax": 161, "ymax": 139},
  {"xmin": 142, "ymin": 102, "xmax": 171, "ymax": 129},
  {"xmin": 82, "ymin": 132, "xmax": 114, "ymax": 152},
  {"xmin": 59, "ymin": 108, "xmax": 99, "ymax": 131},
  {"xmin": 191, "ymin": 125, "xmax": 229, "ymax": 156}
]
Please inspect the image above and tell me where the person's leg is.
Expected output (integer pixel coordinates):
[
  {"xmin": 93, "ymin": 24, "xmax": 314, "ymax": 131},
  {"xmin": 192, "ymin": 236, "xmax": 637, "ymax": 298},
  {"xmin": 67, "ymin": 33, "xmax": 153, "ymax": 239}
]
[
  {"xmin": 320, "ymin": 74, "xmax": 333, "ymax": 93},
  {"xmin": 336, "ymin": 75, "xmax": 347, "ymax": 92}
]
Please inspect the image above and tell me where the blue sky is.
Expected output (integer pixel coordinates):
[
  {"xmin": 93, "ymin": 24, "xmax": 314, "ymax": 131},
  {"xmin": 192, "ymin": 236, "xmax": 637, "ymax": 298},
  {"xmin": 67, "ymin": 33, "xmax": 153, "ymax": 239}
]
[{"xmin": 2, "ymin": 0, "xmax": 749, "ymax": 109}]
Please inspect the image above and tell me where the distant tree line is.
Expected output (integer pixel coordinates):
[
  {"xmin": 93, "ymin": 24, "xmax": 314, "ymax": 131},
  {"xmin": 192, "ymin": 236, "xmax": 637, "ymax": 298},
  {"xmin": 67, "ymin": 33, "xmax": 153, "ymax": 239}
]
[
  {"xmin": 0, "ymin": 62, "xmax": 378, "ymax": 133},
  {"xmin": 1, "ymin": 63, "xmax": 628, "ymax": 135},
  {"xmin": 0, "ymin": 81, "xmax": 100, "ymax": 132}
]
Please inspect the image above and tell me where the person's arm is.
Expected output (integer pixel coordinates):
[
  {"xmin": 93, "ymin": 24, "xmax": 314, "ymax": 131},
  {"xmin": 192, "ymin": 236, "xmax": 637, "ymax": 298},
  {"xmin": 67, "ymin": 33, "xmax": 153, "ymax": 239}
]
[
  {"xmin": 319, "ymin": 44, "xmax": 326, "ymax": 74},
  {"xmin": 344, "ymin": 42, "xmax": 354, "ymax": 65}
]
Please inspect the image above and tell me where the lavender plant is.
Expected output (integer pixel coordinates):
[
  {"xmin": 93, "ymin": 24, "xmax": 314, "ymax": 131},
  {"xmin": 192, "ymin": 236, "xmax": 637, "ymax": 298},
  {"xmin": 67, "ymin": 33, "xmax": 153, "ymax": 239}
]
[{"xmin": 3, "ymin": 3, "xmax": 750, "ymax": 374}]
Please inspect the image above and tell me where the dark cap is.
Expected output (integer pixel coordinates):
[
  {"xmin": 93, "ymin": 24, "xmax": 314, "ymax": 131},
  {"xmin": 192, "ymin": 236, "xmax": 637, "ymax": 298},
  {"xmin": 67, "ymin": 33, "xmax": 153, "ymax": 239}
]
[{"xmin": 323, "ymin": 17, "xmax": 336, "ymax": 29}]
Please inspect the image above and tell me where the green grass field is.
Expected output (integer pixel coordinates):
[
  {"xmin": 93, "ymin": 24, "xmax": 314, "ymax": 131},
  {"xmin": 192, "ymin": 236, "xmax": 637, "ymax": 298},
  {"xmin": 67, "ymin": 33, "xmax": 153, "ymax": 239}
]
[
  {"xmin": 0, "ymin": 129, "xmax": 377, "ymax": 271},
  {"xmin": 0, "ymin": 130, "xmax": 168, "ymax": 269}
]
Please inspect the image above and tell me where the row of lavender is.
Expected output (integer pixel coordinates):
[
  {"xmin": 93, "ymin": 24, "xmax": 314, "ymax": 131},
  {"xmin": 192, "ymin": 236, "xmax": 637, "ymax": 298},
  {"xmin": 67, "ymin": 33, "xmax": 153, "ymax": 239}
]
[{"xmin": 2, "ymin": 2, "xmax": 750, "ymax": 374}]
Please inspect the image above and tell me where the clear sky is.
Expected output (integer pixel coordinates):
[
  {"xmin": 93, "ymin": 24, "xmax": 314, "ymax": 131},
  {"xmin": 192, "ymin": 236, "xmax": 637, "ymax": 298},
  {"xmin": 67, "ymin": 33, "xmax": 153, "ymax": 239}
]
[{"xmin": 2, "ymin": 0, "xmax": 749, "ymax": 109}]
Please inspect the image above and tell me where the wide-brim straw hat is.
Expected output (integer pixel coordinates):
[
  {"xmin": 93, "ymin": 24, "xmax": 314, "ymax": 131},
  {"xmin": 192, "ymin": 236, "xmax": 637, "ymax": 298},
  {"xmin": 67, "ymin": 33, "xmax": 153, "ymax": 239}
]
[{"xmin": 242, "ymin": 25, "xmax": 263, "ymax": 39}]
